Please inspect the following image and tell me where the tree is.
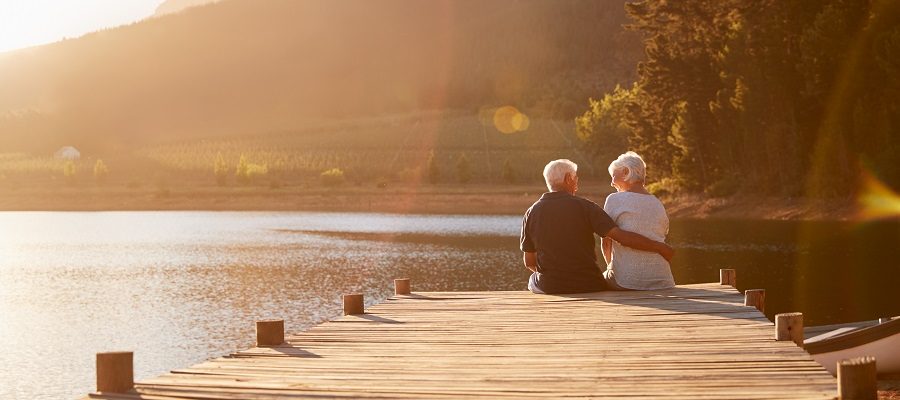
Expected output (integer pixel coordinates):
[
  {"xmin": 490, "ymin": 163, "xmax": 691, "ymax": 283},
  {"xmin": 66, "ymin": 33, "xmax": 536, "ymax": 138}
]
[
  {"xmin": 93, "ymin": 159, "xmax": 109, "ymax": 184},
  {"xmin": 235, "ymin": 154, "xmax": 268, "ymax": 185},
  {"xmin": 668, "ymin": 101, "xmax": 704, "ymax": 191},
  {"xmin": 235, "ymin": 155, "xmax": 249, "ymax": 184},
  {"xmin": 579, "ymin": 0, "xmax": 900, "ymax": 196},
  {"xmin": 501, "ymin": 158, "xmax": 516, "ymax": 183},
  {"xmin": 63, "ymin": 161, "xmax": 76, "ymax": 184},
  {"xmin": 426, "ymin": 150, "xmax": 440, "ymax": 183},
  {"xmin": 320, "ymin": 168, "xmax": 345, "ymax": 186},
  {"xmin": 456, "ymin": 153, "xmax": 472, "ymax": 183},
  {"xmin": 576, "ymin": 86, "xmax": 634, "ymax": 167},
  {"xmin": 214, "ymin": 152, "xmax": 229, "ymax": 186}
]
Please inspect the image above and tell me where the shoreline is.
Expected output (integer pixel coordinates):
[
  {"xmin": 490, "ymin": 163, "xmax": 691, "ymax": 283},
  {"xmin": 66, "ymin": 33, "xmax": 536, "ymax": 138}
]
[
  {"xmin": 662, "ymin": 194, "xmax": 857, "ymax": 221},
  {"xmin": 0, "ymin": 183, "xmax": 858, "ymax": 220}
]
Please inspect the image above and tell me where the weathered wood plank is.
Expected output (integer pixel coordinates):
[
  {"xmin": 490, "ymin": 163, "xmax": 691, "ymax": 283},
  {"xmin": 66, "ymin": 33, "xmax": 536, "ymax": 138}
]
[{"xmin": 84, "ymin": 284, "xmax": 837, "ymax": 399}]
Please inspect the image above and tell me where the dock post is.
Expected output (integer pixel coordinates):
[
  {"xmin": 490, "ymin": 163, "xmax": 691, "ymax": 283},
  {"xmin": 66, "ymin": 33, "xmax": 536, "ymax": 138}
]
[
  {"xmin": 343, "ymin": 294, "xmax": 364, "ymax": 315},
  {"xmin": 775, "ymin": 312, "xmax": 803, "ymax": 346},
  {"xmin": 719, "ymin": 269, "xmax": 736, "ymax": 287},
  {"xmin": 256, "ymin": 319, "xmax": 285, "ymax": 346},
  {"xmin": 837, "ymin": 356, "xmax": 877, "ymax": 400},
  {"xmin": 394, "ymin": 278, "xmax": 411, "ymax": 295},
  {"xmin": 96, "ymin": 351, "xmax": 133, "ymax": 393},
  {"xmin": 744, "ymin": 289, "xmax": 765, "ymax": 313}
]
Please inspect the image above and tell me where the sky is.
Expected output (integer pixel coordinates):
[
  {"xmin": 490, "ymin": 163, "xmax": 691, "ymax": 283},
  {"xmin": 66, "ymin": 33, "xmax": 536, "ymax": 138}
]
[{"xmin": 0, "ymin": 0, "xmax": 163, "ymax": 53}]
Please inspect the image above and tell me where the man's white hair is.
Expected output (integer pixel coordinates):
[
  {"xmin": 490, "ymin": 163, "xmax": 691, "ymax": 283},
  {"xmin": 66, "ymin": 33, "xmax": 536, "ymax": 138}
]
[
  {"xmin": 608, "ymin": 151, "xmax": 647, "ymax": 183},
  {"xmin": 543, "ymin": 159, "xmax": 577, "ymax": 191}
]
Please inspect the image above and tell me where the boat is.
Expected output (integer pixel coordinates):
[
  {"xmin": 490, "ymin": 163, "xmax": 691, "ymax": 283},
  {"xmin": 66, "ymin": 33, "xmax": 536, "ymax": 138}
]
[{"xmin": 804, "ymin": 316, "xmax": 900, "ymax": 375}]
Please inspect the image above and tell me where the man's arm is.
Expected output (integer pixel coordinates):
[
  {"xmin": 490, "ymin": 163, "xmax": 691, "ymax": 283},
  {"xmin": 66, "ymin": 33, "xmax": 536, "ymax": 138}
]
[
  {"xmin": 523, "ymin": 252, "xmax": 538, "ymax": 272},
  {"xmin": 606, "ymin": 227, "xmax": 674, "ymax": 262},
  {"xmin": 601, "ymin": 237, "xmax": 612, "ymax": 266}
]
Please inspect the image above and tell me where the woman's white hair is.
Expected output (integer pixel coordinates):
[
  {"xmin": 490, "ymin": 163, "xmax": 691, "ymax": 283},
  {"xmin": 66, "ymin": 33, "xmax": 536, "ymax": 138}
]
[
  {"xmin": 543, "ymin": 159, "xmax": 577, "ymax": 191},
  {"xmin": 608, "ymin": 151, "xmax": 647, "ymax": 183}
]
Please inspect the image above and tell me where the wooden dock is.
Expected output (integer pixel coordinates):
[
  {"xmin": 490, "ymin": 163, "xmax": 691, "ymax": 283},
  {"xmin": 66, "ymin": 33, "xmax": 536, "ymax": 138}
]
[{"xmin": 85, "ymin": 280, "xmax": 844, "ymax": 399}]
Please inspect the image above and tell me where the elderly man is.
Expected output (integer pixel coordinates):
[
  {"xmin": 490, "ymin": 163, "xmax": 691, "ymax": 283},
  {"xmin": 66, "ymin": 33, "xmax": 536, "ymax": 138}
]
[{"xmin": 520, "ymin": 159, "xmax": 674, "ymax": 294}]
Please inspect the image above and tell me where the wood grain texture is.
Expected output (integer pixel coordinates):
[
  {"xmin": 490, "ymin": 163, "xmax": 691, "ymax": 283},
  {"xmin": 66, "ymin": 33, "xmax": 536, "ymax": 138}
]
[{"xmin": 85, "ymin": 283, "xmax": 836, "ymax": 399}]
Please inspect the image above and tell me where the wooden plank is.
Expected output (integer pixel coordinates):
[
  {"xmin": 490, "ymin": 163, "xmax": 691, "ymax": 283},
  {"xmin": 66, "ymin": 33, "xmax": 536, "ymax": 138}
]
[{"xmin": 83, "ymin": 284, "xmax": 837, "ymax": 399}]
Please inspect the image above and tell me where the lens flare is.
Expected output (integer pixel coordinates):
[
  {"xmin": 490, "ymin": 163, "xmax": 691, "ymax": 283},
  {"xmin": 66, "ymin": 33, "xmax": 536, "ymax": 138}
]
[
  {"xmin": 492, "ymin": 106, "xmax": 530, "ymax": 134},
  {"xmin": 858, "ymin": 171, "xmax": 900, "ymax": 221}
]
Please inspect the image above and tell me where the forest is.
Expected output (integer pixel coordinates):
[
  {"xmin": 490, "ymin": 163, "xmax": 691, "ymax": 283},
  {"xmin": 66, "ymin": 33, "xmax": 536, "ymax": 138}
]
[{"xmin": 577, "ymin": 0, "xmax": 900, "ymax": 197}]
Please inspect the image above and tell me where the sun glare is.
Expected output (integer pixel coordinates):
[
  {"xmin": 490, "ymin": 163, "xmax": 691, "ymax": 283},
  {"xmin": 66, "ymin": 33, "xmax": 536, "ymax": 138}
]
[
  {"xmin": 492, "ymin": 106, "xmax": 530, "ymax": 134},
  {"xmin": 0, "ymin": 1, "xmax": 159, "ymax": 53},
  {"xmin": 858, "ymin": 171, "xmax": 900, "ymax": 221}
]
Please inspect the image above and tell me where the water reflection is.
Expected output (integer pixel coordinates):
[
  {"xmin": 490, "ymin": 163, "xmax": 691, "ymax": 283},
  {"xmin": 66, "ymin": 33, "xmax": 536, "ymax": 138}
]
[{"xmin": 0, "ymin": 212, "xmax": 897, "ymax": 399}]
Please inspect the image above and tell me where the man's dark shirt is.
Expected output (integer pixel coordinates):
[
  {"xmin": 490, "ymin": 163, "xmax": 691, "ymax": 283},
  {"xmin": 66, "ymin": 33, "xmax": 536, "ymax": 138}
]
[{"xmin": 520, "ymin": 191, "xmax": 617, "ymax": 294}]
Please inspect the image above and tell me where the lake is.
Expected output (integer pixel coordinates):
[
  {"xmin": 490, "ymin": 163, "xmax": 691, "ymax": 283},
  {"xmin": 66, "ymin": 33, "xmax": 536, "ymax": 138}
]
[{"xmin": 0, "ymin": 211, "xmax": 897, "ymax": 399}]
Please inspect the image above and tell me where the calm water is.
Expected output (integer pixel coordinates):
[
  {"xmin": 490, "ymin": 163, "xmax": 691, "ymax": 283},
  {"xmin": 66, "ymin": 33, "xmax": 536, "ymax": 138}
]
[{"xmin": 0, "ymin": 211, "xmax": 897, "ymax": 399}]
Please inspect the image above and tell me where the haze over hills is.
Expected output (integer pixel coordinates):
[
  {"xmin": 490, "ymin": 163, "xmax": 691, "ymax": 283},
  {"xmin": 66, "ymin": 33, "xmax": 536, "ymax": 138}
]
[
  {"xmin": 154, "ymin": 0, "xmax": 222, "ymax": 17},
  {"xmin": 0, "ymin": 0, "xmax": 642, "ymax": 154}
]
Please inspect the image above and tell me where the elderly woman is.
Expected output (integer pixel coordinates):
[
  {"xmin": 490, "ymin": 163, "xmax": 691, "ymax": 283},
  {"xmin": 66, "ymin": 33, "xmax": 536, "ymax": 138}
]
[{"xmin": 601, "ymin": 151, "xmax": 675, "ymax": 290}]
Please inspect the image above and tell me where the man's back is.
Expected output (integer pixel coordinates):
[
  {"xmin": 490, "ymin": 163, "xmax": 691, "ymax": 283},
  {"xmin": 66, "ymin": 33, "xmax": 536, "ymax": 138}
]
[{"xmin": 520, "ymin": 191, "xmax": 616, "ymax": 294}]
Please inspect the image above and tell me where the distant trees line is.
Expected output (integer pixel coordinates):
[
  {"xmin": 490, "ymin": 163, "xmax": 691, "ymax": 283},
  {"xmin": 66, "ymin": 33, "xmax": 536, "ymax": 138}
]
[
  {"xmin": 60, "ymin": 159, "xmax": 108, "ymax": 185},
  {"xmin": 577, "ymin": 0, "xmax": 900, "ymax": 196},
  {"xmin": 213, "ymin": 151, "xmax": 511, "ymax": 187}
]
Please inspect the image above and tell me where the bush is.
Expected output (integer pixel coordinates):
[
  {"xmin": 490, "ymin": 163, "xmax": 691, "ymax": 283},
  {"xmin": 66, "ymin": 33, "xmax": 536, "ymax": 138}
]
[
  {"xmin": 705, "ymin": 178, "xmax": 739, "ymax": 198},
  {"xmin": 63, "ymin": 161, "xmax": 76, "ymax": 185},
  {"xmin": 646, "ymin": 178, "xmax": 680, "ymax": 197},
  {"xmin": 397, "ymin": 166, "xmax": 421, "ymax": 181},
  {"xmin": 235, "ymin": 154, "xmax": 268, "ymax": 184},
  {"xmin": 93, "ymin": 159, "xmax": 109, "ymax": 184},
  {"xmin": 501, "ymin": 158, "xmax": 516, "ymax": 183},
  {"xmin": 320, "ymin": 168, "xmax": 345, "ymax": 186},
  {"xmin": 426, "ymin": 150, "xmax": 439, "ymax": 183},
  {"xmin": 214, "ymin": 152, "xmax": 229, "ymax": 186},
  {"xmin": 456, "ymin": 153, "xmax": 472, "ymax": 183}
]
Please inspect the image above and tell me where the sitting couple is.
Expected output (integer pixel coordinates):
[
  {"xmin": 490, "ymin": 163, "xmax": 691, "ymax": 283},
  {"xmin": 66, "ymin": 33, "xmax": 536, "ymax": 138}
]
[{"xmin": 520, "ymin": 152, "xmax": 674, "ymax": 294}]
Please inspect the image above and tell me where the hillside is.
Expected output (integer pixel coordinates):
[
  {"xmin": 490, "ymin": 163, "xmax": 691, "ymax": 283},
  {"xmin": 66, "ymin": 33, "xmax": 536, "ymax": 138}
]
[
  {"xmin": 0, "ymin": 0, "xmax": 642, "ymax": 154},
  {"xmin": 154, "ymin": 0, "xmax": 221, "ymax": 17}
]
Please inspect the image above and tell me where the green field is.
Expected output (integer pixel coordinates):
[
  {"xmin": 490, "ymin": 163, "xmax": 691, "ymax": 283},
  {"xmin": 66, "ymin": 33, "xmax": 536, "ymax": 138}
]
[{"xmin": 0, "ymin": 110, "xmax": 604, "ymax": 188}]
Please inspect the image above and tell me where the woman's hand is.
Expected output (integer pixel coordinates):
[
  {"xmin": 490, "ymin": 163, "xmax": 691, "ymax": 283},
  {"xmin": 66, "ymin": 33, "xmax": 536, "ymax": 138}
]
[
  {"xmin": 606, "ymin": 227, "xmax": 673, "ymax": 261},
  {"xmin": 657, "ymin": 243, "xmax": 674, "ymax": 262}
]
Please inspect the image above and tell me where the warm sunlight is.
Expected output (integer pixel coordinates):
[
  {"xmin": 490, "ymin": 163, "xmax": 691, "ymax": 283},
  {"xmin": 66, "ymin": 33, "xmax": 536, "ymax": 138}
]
[
  {"xmin": 858, "ymin": 170, "xmax": 900, "ymax": 221},
  {"xmin": 492, "ymin": 105, "xmax": 530, "ymax": 134},
  {"xmin": 1, "ymin": 0, "xmax": 898, "ymax": 399},
  {"xmin": 0, "ymin": 1, "xmax": 164, "ymax": 53}
]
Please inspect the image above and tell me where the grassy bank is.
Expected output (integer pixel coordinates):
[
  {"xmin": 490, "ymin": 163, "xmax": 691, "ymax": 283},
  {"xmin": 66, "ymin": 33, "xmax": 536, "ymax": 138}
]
[{"xmin": 0, "ymin": 180, "xmax": 857, "ymax": 220}]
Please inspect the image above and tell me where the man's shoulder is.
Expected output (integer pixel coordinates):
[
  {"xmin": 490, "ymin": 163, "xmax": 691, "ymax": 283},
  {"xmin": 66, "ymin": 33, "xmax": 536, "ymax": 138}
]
[
  {"xmin": 526, "ymin": 193, "xmax": 603, "ymax": 215},
  {"xmin": 524, "ymin": 199, "xmax": 541, "ymax": 215},
  {"xmin": 573, "ymin": 194, "xmax": 603, "ymax": 209}
]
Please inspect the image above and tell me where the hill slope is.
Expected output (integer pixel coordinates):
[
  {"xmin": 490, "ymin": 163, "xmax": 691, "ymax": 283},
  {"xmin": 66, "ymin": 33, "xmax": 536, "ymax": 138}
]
[
  {"xmin": 154, "ymin": 0, "xmax": 221, "ymax": 17},
  {"xmin": 0, "ymin": 0, "xmax": 641, "ymax": 153}
]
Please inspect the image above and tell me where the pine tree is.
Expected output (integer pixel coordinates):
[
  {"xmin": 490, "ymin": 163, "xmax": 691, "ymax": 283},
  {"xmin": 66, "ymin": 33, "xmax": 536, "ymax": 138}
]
[
  {"xmin": 426, "ymin": 150, "xmax": 440, "ymax": 184},
  {"xmin": 63, "ymin": 161, "xmax": 76, "ymax": 185},
  {"xmin": 456, "ymin": 153, "xmax": 472, "ymax": 184},
  {"xmin": 235, "ymin": 154, "xmax": 250, "ymax": 185},
  {"xmin": 93, "ymin": 159, "xmax": 109, "ymax": 184},
  {"xmin": 668, "ymin": 101, "xmax": 705, "ymax": 191},
  {"xmin": 501, "ymin": 158, "xmax": 516, "ymax": 183},
  {"xmin": 214, "ymin": 152, "xmax": 229, "ymax": 186}
]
